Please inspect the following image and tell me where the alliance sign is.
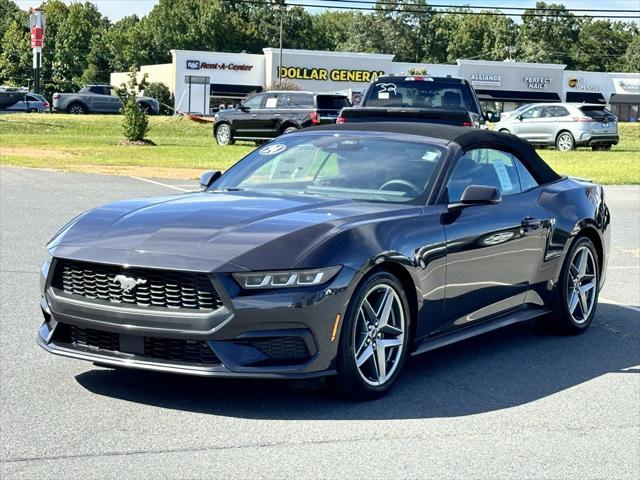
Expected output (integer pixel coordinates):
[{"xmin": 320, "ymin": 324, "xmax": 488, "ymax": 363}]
[{"xmin": 279, "ymin": 66, "xmax": 385, "ymax": 83}]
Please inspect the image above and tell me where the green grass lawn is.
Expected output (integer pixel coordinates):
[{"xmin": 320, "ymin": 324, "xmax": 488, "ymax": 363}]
[{"xmin": 1, "ymin": 114, "xmax": 638, "ymax": 183}]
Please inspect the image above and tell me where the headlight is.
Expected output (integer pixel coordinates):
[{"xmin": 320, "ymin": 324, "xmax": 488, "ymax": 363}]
[
  {"xmin": 232, "ymin": 266, "xmax": 341, "ymax": 289},
  {"xmin": 40, "ymin": 252, "xmax": 53, "ymax": 295}
]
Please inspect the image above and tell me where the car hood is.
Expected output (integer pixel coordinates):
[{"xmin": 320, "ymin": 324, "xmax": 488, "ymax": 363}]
[{"xmin": 51, "ymin": 191, "xmax": 419, "ymax": 272}]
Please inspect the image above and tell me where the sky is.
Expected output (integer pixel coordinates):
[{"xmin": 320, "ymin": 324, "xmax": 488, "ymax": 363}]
[{"xmin": 15, "ymin": 0, "xmax": 640, "ymax": 22}]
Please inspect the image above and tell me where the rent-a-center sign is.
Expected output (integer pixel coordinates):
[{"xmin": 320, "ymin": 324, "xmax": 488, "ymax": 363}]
[{"xmin": 186, "ymin": 60, "xmax": 254, "ymax": 71}]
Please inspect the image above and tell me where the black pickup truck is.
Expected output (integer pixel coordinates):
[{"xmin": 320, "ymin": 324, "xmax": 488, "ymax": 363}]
[
  {"xmin": 337, "ymin": 75, "xmax": 499, "ymax": 127},
  {"xmin": 213, "ymin": 91, "xmax": 350, "ymax": 145}
]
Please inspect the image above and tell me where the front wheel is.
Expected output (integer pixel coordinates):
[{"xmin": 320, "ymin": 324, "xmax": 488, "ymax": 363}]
[
  {"xmin": 556, "ymin": 131, "xmax": 575, "ymax": 152},
  {"xmin": 215, "ymin": 123, "xmax": 235, "ymax": 145},
  {"xmin": 334, "ymin": 271, "xmax": 410, "ymax": 399},
  {"xmin": 282, "ymin": 125, "xmax": 298, "ymax": 135}
]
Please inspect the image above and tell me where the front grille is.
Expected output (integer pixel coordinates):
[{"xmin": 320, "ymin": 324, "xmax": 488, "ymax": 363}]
[
  {"xmin": 53, "ymin": 323, "xmax": 220, "ymax": 365},
  {"xmin": 248, "ymin": 336, "xmax": 310, "ymax": 362},
  {"xmin": 144, "ymin": 336, "xmax": 219, "ymax": 363},
  {"xmin": 52, "ymin": 259, "xmax": 223, "ymax": 311}
]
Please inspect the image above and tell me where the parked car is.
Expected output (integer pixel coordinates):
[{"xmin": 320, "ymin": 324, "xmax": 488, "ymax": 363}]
[
  {"xmin": 213, "ymin": 91, "xmax": 351, "ymax": 145},
  {"xmin": 52, "ymin": 85, "xmax": 159, "ymax": 115},
  {"xmin": 494, "ymin": 103, "xmax": 619, "ymax": 151},
  {"xmin": 37, "ymin": 123, "xmax": 609, "ymax": 399},
  {"xmin": 336, "ymin": 75, "xmax": 499, "ymax": 127},
  {"xmin": 0, "ymin": 92, "xmax": 49, "ymax": 113}
]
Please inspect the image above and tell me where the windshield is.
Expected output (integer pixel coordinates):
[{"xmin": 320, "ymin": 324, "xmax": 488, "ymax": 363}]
[
  {"xmin": 364, "ymin": 80, "xmax": 479, "ymax": 113},
  {"xmin": 211, "ymin": 133, "xmax": 446, "ymax": 203}
]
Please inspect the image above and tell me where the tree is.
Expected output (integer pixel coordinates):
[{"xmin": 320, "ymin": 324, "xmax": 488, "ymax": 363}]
[
  {"xmin": 516, "ymin": 2, "xmax": 582, "ymax": 67},
  {"xmin": 0, "ymin": 19, "xmax": 31, "ymax": 87},
  {"xmin": 620, "ymin": 34, "xmax": 640, "ymax": 72},
  {"xmin": 52, "ymin": 2, "xmax": 107, "ymax": 89},
  {"xmin": 445, "ymin": 9, "xmax": 517, "ymax": 62}
]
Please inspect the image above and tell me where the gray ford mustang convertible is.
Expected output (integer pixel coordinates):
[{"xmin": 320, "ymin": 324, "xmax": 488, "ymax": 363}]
[{"xmin": 38, "ymin": 123, "xmax": 610, "ymax": 399}]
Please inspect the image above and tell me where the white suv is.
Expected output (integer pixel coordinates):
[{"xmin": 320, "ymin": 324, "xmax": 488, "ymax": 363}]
[{"xmin": 494, "ymin": 103, "xmax": 619, "ymax": 151}]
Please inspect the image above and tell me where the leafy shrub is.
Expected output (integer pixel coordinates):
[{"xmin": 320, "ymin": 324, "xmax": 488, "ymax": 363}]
[
  {"xmin": 144, "ymin": 82, "xmax": 173, "ymax": 115},
  {"xmin": 119, "ymin": 67, "xmax": 150, "ymax": 142}
]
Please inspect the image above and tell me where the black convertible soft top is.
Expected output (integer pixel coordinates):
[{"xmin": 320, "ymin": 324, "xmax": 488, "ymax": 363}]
[{"xmin": 309, "ymin": 122, "xmax": 561, "ymax": 184}]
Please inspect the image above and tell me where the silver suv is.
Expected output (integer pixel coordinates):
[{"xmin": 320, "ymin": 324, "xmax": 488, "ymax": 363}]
[{"xmin": 494, "ymin": 103, "xmax": 619, "ymax": 151}]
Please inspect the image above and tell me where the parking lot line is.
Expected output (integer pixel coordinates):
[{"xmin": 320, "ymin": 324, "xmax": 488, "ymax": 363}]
[{"xmin": 129, "ymin": 176, "xmax": 191, "ymax": 192}]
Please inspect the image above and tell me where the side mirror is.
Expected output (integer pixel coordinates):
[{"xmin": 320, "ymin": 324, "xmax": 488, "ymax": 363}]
[
  {"xmin": 199, "ymin": 170, "xmax": 222, "ymax": 190},
  {"xmin": 516, "ymin": 114, "xmax": 523, "ymax": 121},
  {"xmin": 239, "ymin": 104, "xmax": 249, "ymax": 112},
  {"xmin": 450, "ymin": 185, "xmax": 501, "ymax": 208},
  {"xmin": 485, "ymin": 111, "xmax": 500, "ymax": 122}
]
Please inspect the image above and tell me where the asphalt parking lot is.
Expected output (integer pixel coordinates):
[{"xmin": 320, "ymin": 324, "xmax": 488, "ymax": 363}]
[{"xmin": 1, "ymin": 166, "xmax": 638, "ymax": 479}]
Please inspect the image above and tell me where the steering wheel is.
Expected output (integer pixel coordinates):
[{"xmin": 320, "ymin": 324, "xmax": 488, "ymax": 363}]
[{"xmin": 379, "ymin": 179, "xmax": 422, "ymax": 196}]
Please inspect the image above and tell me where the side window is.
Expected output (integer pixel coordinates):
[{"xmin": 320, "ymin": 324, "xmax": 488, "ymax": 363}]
[
  {"xmin": 515, "ymin": 159, "xmax": 539, "ymax": 192},
  {"xmin": 277, "ymin": 93, "xmax": 313, "ymax": 108},
  {"xmin": 520, "ymin": 106, "xmax": 544, "ymax": 119},
  {"xmin": 543, "ymin": 106, "xmax": 569, "ymax": 118},
  {"xmin": 26, "ymin": 95, "xmax": 37, "ymax": 101},
  {"xmin": 242, "ymin": 93, "xmax": 263, "ymax": 109},
  {"xmin": 263, "ymin": 93, "xmax": 278, "ymax": 109},
  {"xmin": 446, "ymin": 148, "xmax": 521, "ymax": 202}
]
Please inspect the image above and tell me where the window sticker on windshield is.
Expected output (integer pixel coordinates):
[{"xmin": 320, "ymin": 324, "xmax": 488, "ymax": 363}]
[
  {"xmin": 265, "ymin": 97, "xmax": 277, "ymax": 108},
  {"xmin": 378, "ymin": 92, "xmax": 390, "ymax": 99},
  {"xmin": 492, "ymin": 160, "xmax": 513, "ymax": 191},
  {"xmin": 259, "ymin": 144, "xmax": 287, "ymax": 156},
  {"xmin": 377, "ymin": 83, "xmax": 397, "ymax": 94}
]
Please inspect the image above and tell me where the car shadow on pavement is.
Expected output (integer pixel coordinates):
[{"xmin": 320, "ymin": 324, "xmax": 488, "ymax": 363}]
[{"xmin": 75, "ymin": 302, "xmax": 639, "ymax": 419}]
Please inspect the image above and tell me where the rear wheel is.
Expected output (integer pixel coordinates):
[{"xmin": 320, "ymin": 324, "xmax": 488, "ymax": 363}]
[
  {"xmin": 282, "ymin": 125, "xmax": 298, "ymax": 135},
  {"xmin": 538, "ymin": 236, "xmax": 599, "ymax": 334},
  {"xmin": 334, "ymin": 271, "xmax": 410, "ymax": 399},
  {"xmin": 138, "ymin": 102, "xmax": 152, "ymax": 114},
  {"xmin": 556, "ymin": 131, "xmax": 575, "ymax": 152},
  {"xmin": 66, "ymin": 103, "xmax": 86, "ymax": 114},
  {"xmin": 215, "ymin": 123, "xmax": 235, "ymax": 145}
]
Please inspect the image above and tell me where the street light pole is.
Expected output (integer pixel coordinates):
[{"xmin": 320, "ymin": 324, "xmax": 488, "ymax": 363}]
[{"xmin": 278, "ymin": 8, "xmax": 284, "ymax": 82}]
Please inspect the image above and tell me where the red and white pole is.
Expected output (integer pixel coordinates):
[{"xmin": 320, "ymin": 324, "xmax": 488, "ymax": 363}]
[{"xmin": 29, "ymin": 8, "xmax": 46, "ymax": 94}]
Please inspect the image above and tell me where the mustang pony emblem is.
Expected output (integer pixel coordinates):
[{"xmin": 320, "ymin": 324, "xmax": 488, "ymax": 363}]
[{"xmin": 113, "ymin": 274, "xmax": 146, "ymax": 293}]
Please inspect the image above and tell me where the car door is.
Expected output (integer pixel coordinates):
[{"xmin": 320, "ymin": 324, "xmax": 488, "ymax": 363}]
[
  {"xmin": 86, "ymin": 86, "xmax": 112, "ymax": 112},
  {"xmin": 512, "ymin": 105, "xmax": 545, "ymax": 140},
  {"xmin": 258, "ymin": 92, "xmax": 283, "ymax": 137},
  {"xmin": 232, "ymin": 93, "xmax": 265, "ymax": 138},
  {"xmin": 436, "ymin": 147, "xmax": 547, "ymax": 334},
  {"xmin": 541, "ymin": 105, "xmax": 571, "ymax": 143}
]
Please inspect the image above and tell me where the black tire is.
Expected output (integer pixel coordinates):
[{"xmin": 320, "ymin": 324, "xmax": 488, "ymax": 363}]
[
  {"xmin": 555, "ymin": 131, "xmax": 575, "ymax": 151},
  {"xmin": 214, "ymin": 123, "xmax": 235, "ymax": 145},
  {"xmin": 282, "ymin": 125, "xmax": 298, "ymax": 135},
  {"xmin": 537, "ymin": 236, "xmax": 600, "ymax": 335},
  {"xmin": 499, "ymin": 129, "xmax": 510, "ymax": 134},
  {"xmin": 66, "ymin": 102, "xmax": 86, "ymax": 114},
  {"xmin": 334, "ymin": 270, "xmax": 411, "ymax": 400}
]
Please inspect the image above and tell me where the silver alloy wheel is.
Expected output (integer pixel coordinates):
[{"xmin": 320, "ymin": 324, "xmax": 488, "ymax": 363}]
[
  {"xmin": 567, "ymin": 245, "xmax": 598, "ymax": 324},
  {"xmin": 557, "ymin": 132, "xmax": 574, "ymax": 151},
  {"xmin": 283, "ymin": 126, "xmax": 298, "ymax": 134},
  {"xmin": 216, "ymin": 124, "xmax": 231, "ymax": 144},
  {"xmin": 353, "ymin": 283, "xmax": 405, "ymax": 386},
  {"xmin": 68, "ymin": 104, "xmax": 84, "ymax": 114}
]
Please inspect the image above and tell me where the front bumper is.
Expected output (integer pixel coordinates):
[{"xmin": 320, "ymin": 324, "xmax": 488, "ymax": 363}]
[{"xmin": 37, "ymin": 265, "xmax": 359, "ymax": 379}]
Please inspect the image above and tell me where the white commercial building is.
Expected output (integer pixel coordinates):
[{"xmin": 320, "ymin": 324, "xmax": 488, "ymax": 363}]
[{"xmin": 111, "ymin": 48, "xmax": 640, "ymax": 121}]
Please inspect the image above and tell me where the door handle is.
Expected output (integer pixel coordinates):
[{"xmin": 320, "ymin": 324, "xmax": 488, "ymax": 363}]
[
  {"xmin": 521, "ymin": 216, "xmax": 542, "ymax": 230},
  {"xmin": 274, "ymin": 114, "xmax": 280, "ymax": 117},
  {"xmin": 251, "ymin": 114, "xmax": 257, "ymax": 118}
]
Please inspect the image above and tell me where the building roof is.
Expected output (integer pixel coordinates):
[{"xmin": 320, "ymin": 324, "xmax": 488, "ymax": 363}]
[{"xmin": 308, "ymin": 122, "xmax": 561, "ymax": 184}]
